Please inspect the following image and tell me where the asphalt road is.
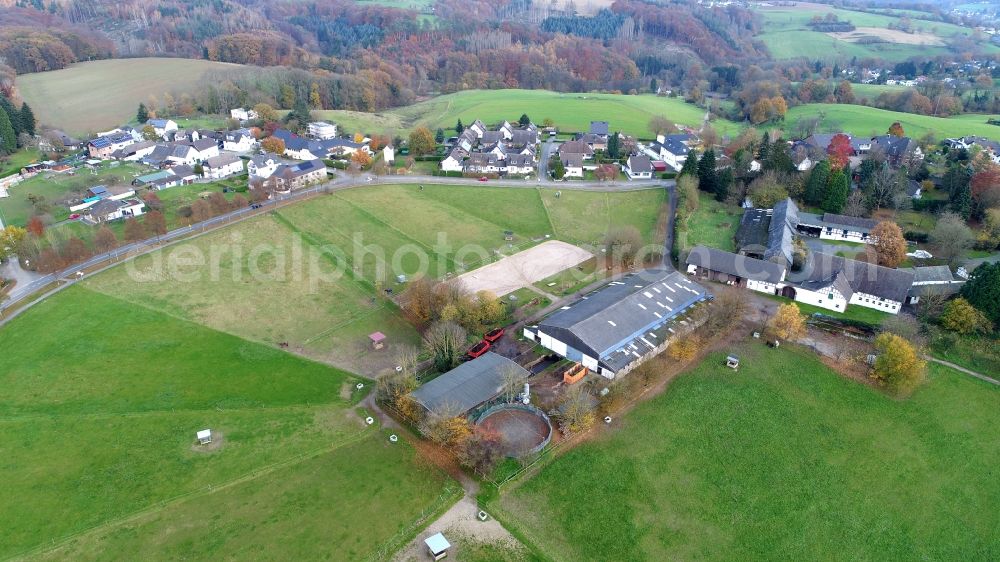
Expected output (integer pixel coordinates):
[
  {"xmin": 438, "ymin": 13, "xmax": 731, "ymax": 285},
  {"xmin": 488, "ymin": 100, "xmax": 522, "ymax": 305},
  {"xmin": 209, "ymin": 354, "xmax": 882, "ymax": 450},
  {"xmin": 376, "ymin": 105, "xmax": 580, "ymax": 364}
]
[{"xmin": 0, "ymin": 173, "xmax": 674, "ymax": 318}]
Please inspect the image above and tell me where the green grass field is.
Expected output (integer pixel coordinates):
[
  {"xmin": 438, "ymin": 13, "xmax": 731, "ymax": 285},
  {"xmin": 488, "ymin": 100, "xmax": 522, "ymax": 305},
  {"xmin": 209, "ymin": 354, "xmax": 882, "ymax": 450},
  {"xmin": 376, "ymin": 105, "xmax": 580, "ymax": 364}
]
[
  {"xmin": 0, "ymin": 148, "xmax": 42, "ymax": 179},
  {"xmin": 312, "ymin": 90, "xmax": 729, "ymax": 138},
  {"xmin": 0, "ymin": 163, "xmax": 149, "ymax": 226},
  {"xmin": 500, "ymin": 344, "xmax": 1000, "ymax": 561},
  {"xmin": 756, "ymin": 4, "xmax": 999, "ymax": 61},
  {"xmin": 784, "ymin": 104, "xmax": 1000, "ymax": 140},
  {"xmin": 17, "ymin": 58, "xmax": 247, "ymax": 136},
  {"xmin": 85, "ymin": 184, "xmax": 665, "ymax": 374},
  {"xmin": 678, "ymin": 192, "xmax": 742, "ymax": 254},
  {"xmin": 0, "ymin": 285, "xmax": 457, "ymax": 560}
]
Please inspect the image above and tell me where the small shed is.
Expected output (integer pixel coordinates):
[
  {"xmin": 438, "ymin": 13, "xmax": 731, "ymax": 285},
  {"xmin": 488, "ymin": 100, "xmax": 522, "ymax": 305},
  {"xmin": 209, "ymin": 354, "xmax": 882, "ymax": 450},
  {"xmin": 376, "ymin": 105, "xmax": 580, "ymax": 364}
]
[
  {"xmin": 424, "ymin": 532, "xmax": 451, "ymax": 560},
  {"xmin": 504, "ymin": 230, "xmax": 514, "ymax": 241},
  {"xmin": 196, "ymin": 429, "xmax": 212, "ymax": 444},
  {"xmin": 726, "ymin": 355, "xmax": 739, "ymax": 370},
  {"xmin": 369, "ymin": 331, "xmax": 387, "ymax": 350}
]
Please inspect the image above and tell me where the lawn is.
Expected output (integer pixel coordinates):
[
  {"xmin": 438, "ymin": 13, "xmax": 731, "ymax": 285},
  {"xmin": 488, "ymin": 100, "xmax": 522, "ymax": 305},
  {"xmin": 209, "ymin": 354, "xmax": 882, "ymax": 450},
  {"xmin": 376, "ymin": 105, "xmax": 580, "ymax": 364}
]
[
  {"xmin": 678, "ymin": 192, "xmax": 741, "ymax": 253},
  {"xmin": 0, "ymin": 285, "xmax": 458, "ymax": 560},
  {"xmin": 0, "ymin": 147, "xmax": 42, "ymax": 178},
  {"xmin": 0, "ymin": 163, "xmax": 150, "ymax": 226},
  {"xmin": 312, "ymin": 90, "xmax": 733, "ymax": 139},
  {"xmin": 783, "ymin": 104, "xmax": 1000, "ymax": 141},
  {"xmin": 500, "ymin": 344, "xmax": 1000, "ymax": 561},
  {"xmin": 539, "ymin": 188, "xmax": 667, "ymax": 247},
  {"xmin": 17, "ymin": 58, "xmax": 248, "ymax": 135},
  {"xmin": 929, "ymin": 331, "xmax": 1000, "ymax": 376}
]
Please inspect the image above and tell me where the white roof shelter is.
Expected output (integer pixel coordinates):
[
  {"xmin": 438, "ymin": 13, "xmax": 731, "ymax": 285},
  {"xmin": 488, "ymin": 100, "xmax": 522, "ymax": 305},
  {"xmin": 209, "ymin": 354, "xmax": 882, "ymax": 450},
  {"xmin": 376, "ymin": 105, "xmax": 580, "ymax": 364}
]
[
  {"xmin": 424, "ymin": 532, "xmax": 451, "ymax": 560},
  {"xmin": 196, "ymin": 429, "xmax": 212, "ymax": 444}
]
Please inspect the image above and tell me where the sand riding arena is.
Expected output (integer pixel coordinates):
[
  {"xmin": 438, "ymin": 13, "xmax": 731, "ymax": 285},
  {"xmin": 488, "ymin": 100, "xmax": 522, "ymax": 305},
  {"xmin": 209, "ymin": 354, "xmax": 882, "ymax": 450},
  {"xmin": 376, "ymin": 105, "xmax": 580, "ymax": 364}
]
[
  {"xmin": 454, "ymin": 240, "xmax": 592, "ymax": 297},
  {"xmin": 476, "ymin": 404, "xmax": 553, "ymax": 458}
]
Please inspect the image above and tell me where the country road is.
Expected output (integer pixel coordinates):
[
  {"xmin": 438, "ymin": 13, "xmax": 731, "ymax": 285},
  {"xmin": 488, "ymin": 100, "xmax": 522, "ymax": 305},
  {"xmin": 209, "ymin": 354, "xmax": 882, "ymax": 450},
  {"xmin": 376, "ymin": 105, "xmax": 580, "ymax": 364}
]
[{"xmin": 0, "ymin": 172, "xmax": 674, "ymax": 323}]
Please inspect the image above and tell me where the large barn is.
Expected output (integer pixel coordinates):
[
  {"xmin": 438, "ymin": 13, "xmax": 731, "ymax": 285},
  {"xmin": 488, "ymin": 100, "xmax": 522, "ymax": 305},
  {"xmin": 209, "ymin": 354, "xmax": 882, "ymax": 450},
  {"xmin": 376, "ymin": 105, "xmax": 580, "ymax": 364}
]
[{"xmin": 524, "ymin": 269, "xmax": 709, "ymax": 379}]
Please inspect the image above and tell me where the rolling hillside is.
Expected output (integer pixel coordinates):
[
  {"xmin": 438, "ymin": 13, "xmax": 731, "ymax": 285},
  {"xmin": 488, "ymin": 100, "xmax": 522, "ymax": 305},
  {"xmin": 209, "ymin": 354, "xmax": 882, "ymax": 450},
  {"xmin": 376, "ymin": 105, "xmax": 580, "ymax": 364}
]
[{"xmin": 17, "ymin": 58, "xmax": 247, "ymax": 135}]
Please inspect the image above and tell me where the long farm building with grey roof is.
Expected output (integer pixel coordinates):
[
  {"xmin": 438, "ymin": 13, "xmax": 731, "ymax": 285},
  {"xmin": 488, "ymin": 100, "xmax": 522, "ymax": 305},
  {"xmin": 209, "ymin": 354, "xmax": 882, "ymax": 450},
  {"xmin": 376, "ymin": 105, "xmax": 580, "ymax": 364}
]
[{"xmin": 524, "ymin": 269, "xmax": 709, "ymax": 379}]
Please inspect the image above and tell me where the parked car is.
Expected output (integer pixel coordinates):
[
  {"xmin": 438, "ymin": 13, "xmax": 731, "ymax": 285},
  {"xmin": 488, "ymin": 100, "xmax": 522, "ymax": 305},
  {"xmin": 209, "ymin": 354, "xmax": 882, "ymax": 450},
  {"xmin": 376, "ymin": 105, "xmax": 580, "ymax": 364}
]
[
  {"xmin": 69, "ymin": 213, "xmax": 81, "ymax": 220},
  {"xmin": 484, "ymin": 327, "xmax": 505, "ymax": 343},
  {"xmin": 466, "ymin": 340, "xmax": 491, "ymax": 359},
  {"xmin": 478, "ymin": 176, "xmax": 488, "ymax": 182}
]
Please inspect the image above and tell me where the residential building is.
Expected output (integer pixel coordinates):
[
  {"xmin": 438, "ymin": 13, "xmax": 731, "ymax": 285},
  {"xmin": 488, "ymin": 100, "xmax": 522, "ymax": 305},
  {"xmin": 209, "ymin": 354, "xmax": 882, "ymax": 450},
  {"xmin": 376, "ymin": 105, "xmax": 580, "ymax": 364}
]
[
  {"xmin": 645, "ymin": 134, "xmax": 692, "ymax": 171},
  {"xmin": 146, "ymin": 118, "xmax": 178, "ymax": 138},
  {"xmin": 110, "ymin": 140, "xmax": 157, "ymax": 162},
  {"xmin": 223, "ymin": 129, "xmax": 256, "ymax": 152},
  {"xmin": 623, "ymin": 154, "xmax": 653, "ymax": 179},
  {"xmin": 796, "ymin": 212, "xmax": 878, "ymax": 244},
  {"xmin": 187, "ymin": 138, "xmax": 220, "ymax": 162},
  {"xmin": 871, "ymin": 135, "xmax": 923, "ymax": 167},
  {"xmin": 203, "ymin": 153, "xmax": 244, "ymax": 179},
  {"xmin": 88, "ymin": 132, "xmax": 137, "ymax": 159},
  {"xmin": 269, "ymin": 159, "xmax": 327, "ymax": 191},
  {"xmin": 247, "ymin": 153, "xmax": 281, "ymax": 179},
  {"xmin": 85, "ymin": 198, "xmax": 145, "ymax": 223},
  {"xmin": 307, "ymin": 121, "xmax": 338, "ymax": 140},
  {"xmin": 791, "ymin": 253, "xmax": 914, "ymax": 314},
  {"xmin": 524, "ymin": 269, "xmax": 709, "ymax": 379},
  {"xmin": 230, "ymin": 107, "xmax": 258, "ymax": 121},
  {"xmin": 558, "ymin": 140, "xmax": 595, "ymax": 160},
  {"xmin": 685, "ymin": 245, "xmax": 787, "ymax": 295},
  {"xmin": 560, "ymin": 153, "xmax": 584, "ymax": 178}
]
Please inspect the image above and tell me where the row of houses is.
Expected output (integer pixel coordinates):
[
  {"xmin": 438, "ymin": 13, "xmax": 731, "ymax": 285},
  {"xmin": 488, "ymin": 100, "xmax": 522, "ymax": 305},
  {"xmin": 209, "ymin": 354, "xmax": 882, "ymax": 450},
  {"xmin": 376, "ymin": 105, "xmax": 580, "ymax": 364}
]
[
  {"xmin": 794, "ymin": 133, "xmax": 924, "ymax": 170},
  {"xmin": 272, "ymin": 128, "xmax": 369, "ymax": 160},
  {"xmin": 89, "ymin": 125, "xmax": 258, "ymax": 161},
  {"xmin": 440, "ymin": 120, "xmax": 539, "ymax": 176}
]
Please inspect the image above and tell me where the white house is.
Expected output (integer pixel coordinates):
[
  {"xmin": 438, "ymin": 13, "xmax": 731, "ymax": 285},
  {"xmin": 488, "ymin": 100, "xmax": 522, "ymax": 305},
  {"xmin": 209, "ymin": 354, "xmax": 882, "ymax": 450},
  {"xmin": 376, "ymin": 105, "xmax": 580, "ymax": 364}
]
[
  {"xmin": 307, "ymin": 121, "xmax": 338, "ymax": 140},
  {"xmin": 188, "ymin": 139, "xmax": 220, "ymax": 162},
  {"xmin": 624, "ymin": 154, "xmax": 653, "ymax": 179},
  {"xmin": 383, "ymin": 145, "xmax": 395, "ymax": 164},
  {"xmin": 796, "ymin": 212, "xmax": 878, "ymax": 244},
  {"xmin": 85, "ymin": 198, "xmax": 145, "ymax": 223},
  {"xmin": 685, "ymin": 245, "xmax": 787, "ymax": 295},
  {"xmin": 166, "ymin": 144, "xmax": 199, "ymax": 166},
  {"xmin": 248, "ymin": 153, "xmax": 281, "ymax": 179},
  {"xmin": 146, "ymin": 119, "xmax": 178, "ymax": 139},
  {"xmin": 230, "ymin": 107, "xmax": 259, "ymax": 122},
  {"xmin": 440, "ymin": 148, "xmax": 466, "ymax": 172},
  {"xmin": 646, "ymin": 134, "xmax": 692, "ymax": 171},
  {"xmin": 792, "ymin": 253, "xmax": 914, "ymax": 314},
  {"xmin": 505, "ymin": 154, "xmax": 535, "ymax": 175},
  {"xmin": 467, "ymin": 119, "xmax": 487, "ymax": 139},
  {"xmin": 560, "ymin": 153, "xmax": 584, "ymax": 178},
  {"xmin": 223, "ymin": 129, "xmax": 256, "ymax": 152},
  {"xmin": 203, "ymin": 153, "xmax": 244, "ymax": 179}
]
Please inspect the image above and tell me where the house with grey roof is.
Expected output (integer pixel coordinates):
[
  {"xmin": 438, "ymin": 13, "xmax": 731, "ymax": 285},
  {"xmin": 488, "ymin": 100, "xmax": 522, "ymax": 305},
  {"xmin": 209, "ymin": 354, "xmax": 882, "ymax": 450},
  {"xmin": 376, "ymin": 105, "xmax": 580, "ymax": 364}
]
[
  {"xmin": 624, "ymin": 154, "xmax": 653, "ymax": 179},
  {"xmin": 791, "ymin": 253, "xmax": 914, "ymax": 314},
  {"xmin": 645, "ymin": 133, "xmax": 692, "ymax": 171},
  {"xmin": 203, "ymin": 153, "xmax": 243, "ymax": 179},
  {"xmin": 736, "ymin": 198, "xmax": 799, "ymax": 269},
  {"xmin": 525, "ymin": 269, "xmax": 709, "ymax": 378},
  {"xmin": 409, "ymin": 352, "xmax": 529, "ymax": 415},
  {"xmin": 796, "ymin": 212, "xmax": 879, "ymax": 244},
  {"xmin": 686, "ymin": 245, "xmax": 787, "ymax": 295},
  {"xmin": 871, "ymin": 135, "xmax": 923, "ymax": 167},
  {"xmin": 902, "ymin": 265, "xmax": 965, "ymax": 304}
]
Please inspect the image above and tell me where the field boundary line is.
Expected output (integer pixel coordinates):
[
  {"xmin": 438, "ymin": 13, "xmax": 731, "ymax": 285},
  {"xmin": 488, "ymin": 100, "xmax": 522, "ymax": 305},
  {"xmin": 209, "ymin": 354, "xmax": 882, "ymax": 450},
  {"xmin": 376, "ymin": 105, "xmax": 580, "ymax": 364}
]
[{"xmin": 10, "ymin": 426, "xmax": 377, "ymax": 562}]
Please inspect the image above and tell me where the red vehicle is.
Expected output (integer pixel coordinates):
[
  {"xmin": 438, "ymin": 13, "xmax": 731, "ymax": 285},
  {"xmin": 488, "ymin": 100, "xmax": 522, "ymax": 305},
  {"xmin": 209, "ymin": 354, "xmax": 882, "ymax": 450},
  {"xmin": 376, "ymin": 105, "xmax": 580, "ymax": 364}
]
[
  {"xmin": 69, "ymin": 213, "xmax": 81, "ymax": 220},
  {"xmin": 467, "ymin": 340, "xmax": 491, "ymax": 359},
  {"xmin": 478, "ymin": 176, "xmax": 488, "ymax": 182},
  {"xmin": 483, "ymin": 327, "xmax": 505, "ymax": 343}
]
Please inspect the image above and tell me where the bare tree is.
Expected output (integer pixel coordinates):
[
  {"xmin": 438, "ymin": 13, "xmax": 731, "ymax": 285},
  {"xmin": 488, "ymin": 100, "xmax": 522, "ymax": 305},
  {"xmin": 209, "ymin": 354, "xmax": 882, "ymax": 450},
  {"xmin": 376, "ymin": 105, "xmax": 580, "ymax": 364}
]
[
  {"xmin": 500, "ymin": 364, "xmax": 525, "ymax": 403},
  {"xmin": 929, "ymin": 212, "xmax": 973, "ymax": 265},
  {"xmin": 423, "ymin": 321, "xmax": 467, "ymax": 371}
]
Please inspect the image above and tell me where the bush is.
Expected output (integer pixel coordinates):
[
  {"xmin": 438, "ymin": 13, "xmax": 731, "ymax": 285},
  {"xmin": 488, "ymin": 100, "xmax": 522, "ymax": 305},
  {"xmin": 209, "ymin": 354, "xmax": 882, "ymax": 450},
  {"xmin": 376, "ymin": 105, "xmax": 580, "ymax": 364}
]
[
  {"xmin": 904, "ymin": 231, "xmax": 929, "ymax": 243},
  {"xmin": 415, "ymin": 155, "xmax": 444, "ymax": 162},
  {"xmin": 912, "ymin": 199, "xmax": 948, "ymax": 213},
  {"xmin": 446, "ymin": 171, "xmax": 463, "ymax": 177},
  {"xmin": 661, "ymin": 172, "xmax": 677, "ymax": 180}
]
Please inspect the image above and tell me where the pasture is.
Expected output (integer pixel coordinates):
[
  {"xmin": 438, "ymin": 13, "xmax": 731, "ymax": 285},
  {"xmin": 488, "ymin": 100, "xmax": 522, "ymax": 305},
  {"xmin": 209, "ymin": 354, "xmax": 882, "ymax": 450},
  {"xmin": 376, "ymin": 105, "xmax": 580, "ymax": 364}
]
[
  {"xmin": 312, "ymin": 90, "xmax": 732, "ymax": 138},
  {"xmin": 784, "ymin": 104, "xmax": 1000, "ymax": 140},
  {"xmin": 677, "ymin": 192, "xmax": 741, "ymax": 254},
  {"xmin": 17, "ymin": 58, "xmax": 247, "ymax": 135},
  {"xmin": 0, "ymin": 286, "xmax": 457, "ymax": 560},
  {"xmin": 86, "ymin": 184, "xmax": 666, "ymax": 374},
  {"xmin": 500, "ymin": 344, "xmax": 1000, "ymax": 561},
  {"xmin": 756, "ymin": 4, "xmax": 999, "ymax": 61}
]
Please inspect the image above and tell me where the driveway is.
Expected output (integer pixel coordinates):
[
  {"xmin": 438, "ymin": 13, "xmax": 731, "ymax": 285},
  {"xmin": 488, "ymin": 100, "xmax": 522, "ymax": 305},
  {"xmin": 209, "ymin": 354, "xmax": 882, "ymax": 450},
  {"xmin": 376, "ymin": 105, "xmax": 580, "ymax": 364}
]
[
  {"xmin": 537, "ymin": 137, "xmax": 557, "ymax": 181},
  {"xmin": 1, "ymin": 257, "xmax": 45, "ymax": 302}
]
